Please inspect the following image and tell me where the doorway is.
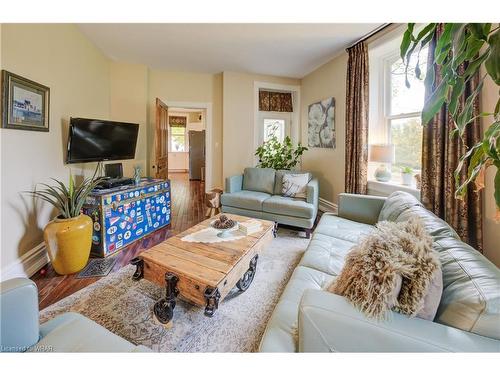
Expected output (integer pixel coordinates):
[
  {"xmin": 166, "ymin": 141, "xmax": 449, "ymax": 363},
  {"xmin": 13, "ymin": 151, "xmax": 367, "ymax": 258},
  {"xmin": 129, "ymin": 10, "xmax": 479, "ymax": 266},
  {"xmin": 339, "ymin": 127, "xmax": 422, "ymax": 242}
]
[
  {"xmin": 167, "ymin": 107, "xmax": 206, "ymax": 182},
  {"xmin": 153, "ymin": 101, "xmax": 213, "ymax": 191}
]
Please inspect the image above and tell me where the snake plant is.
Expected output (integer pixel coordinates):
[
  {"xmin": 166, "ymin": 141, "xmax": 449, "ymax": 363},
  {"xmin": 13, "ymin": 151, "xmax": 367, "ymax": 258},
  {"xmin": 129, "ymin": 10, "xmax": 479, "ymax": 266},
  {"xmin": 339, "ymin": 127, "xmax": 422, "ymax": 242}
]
[
  {"xmin": 27, "ymin": 173, "xmax": 104, "ymax": 219},
  {"xmin": 400, "ymin": 23, "xmax": 500, "ymax": 219}
]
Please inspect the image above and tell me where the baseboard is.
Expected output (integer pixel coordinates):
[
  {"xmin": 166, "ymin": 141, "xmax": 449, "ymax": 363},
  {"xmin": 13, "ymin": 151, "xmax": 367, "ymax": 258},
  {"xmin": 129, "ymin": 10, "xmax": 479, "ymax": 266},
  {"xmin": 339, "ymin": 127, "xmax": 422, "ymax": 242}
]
[
  {"xmin": 0, "ymin": 242, "xmax": 48, "ymax": 282},
  {"xmin": 318, "ymin": 198, "xmax": 338, "ymax": 213}
]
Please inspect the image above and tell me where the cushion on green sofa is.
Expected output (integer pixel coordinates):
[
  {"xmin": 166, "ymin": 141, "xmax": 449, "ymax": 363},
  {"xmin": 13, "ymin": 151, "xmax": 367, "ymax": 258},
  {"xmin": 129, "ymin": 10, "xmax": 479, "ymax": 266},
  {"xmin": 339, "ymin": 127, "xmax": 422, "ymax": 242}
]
[
  {"xmin": 378, "ymin": 191, "xmax": 422, "ymax": 222},
  {"xmin": 243, "ymin": 167, "xmax": 276, "ymax": 194},
  {"xmin": 433, "ymin": 237, "xmax": 500, "ymax": 340},
  {"xmin": 274, "ymin": 170, "xmax": 312, "ymax": 195}
]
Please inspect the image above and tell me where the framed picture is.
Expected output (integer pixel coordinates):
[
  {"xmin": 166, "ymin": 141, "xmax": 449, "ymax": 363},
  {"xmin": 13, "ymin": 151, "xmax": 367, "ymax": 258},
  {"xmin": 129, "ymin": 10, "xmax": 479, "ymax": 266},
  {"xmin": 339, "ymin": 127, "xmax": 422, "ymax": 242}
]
[
  {"xmin": 308, "ymin": 97, "xmax": 335, "ymax": 148},
  {"xmin": 1, "ymin": 70, "xmax": 50, "ymax": 132}
]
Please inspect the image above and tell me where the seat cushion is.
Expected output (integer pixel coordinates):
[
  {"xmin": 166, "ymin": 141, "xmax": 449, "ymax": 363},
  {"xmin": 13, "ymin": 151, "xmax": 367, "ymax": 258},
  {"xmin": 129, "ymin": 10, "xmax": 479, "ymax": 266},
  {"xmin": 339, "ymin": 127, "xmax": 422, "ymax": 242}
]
[
  {"xmin": 220, "ymin": 190, "xmax": 271, "ymax": 211},
  {"xmin": 242, "ymin": 167, "xmax": 276, "ymax": 194},
  {"xmin": 433, "ymin": 238, "xmax": 500, "ymax": 340},
  {"xmin": 314, "ymin": 213, "xmax": 375, "ymax": 243},
  {"xmin": 299, "ymin": 232, "xmax": 357, "ymax": 276},
  {"xmin": 262, "ymin": 195, "xmax": 315, "ymax": 219},
  {"xmin": 259, "ymin": 266, "xmax": 335, "ymax": 352},
  {"xmin": 34, "ymin": 312, "xmax": 148, "ymax": 352}
]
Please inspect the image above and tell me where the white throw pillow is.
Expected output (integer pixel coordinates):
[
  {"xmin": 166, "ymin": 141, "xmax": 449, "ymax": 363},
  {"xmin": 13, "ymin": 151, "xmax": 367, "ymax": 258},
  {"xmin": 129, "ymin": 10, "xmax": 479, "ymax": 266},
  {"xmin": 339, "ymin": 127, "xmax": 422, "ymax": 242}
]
[{"xmin": 281, "ymin": 173, "xmax": 310, "ymax": 199}]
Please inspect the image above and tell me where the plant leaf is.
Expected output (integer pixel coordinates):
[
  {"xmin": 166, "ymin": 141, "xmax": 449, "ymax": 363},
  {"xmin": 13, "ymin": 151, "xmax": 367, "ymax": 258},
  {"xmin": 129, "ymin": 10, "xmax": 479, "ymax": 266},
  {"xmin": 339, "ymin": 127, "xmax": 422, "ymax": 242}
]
[
  {"xmin": 485, "ymin": 29, "xmax": 500, "ymax": 85},
  {"xmin": 422, "ymin": 79, "xmax": 448, "ymax": 125}
]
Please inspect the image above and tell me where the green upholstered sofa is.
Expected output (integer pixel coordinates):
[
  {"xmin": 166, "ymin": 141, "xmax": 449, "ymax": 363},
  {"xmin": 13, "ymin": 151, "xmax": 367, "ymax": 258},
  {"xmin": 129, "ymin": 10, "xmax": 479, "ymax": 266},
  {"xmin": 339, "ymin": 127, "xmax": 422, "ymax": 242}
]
[
  {"xmin": 259, "ymin": 191, "xmax": 500, "ymax": 352},
  {"xmin": 221, "ymin": 167, "xmax": 319, "ymax": 237}
]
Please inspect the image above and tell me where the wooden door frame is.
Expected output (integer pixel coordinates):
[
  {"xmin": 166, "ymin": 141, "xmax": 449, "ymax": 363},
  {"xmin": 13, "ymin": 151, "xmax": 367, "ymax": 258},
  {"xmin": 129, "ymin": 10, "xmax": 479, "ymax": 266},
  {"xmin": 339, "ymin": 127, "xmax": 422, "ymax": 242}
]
[
  {"xmin": 162, "ymin": 101, "xmax": 213, "ymax": 193},
  {"xmin": 154, "ymin": 98, "xmax": 169, "ymax": 179}
]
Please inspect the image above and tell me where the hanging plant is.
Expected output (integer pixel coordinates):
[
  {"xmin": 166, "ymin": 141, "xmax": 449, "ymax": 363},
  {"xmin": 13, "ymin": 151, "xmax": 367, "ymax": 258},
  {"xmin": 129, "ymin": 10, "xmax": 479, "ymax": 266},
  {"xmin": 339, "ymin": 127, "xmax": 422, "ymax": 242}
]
[{"xmin": 400, "ymin": 23, "xmax": 500, "ymax": 219}]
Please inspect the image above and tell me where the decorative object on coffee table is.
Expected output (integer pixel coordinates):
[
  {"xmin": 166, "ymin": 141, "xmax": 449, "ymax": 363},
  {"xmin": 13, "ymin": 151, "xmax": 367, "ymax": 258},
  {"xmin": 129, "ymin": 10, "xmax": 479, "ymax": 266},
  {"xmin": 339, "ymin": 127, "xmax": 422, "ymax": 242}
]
[
  {"xmin": 130, "ymin": 214, "xmax": 274, "ymax": 326},
  {"xmin": 205, "ymin": 188, "xmax": 222, "ymax": 217},
  {"xmin": 211, "ymin": 214, "xmax": 237, "ymax": 238},
  {"xmin": 26, "ymin": 172, "xmax": 104, "ymax": 275}
]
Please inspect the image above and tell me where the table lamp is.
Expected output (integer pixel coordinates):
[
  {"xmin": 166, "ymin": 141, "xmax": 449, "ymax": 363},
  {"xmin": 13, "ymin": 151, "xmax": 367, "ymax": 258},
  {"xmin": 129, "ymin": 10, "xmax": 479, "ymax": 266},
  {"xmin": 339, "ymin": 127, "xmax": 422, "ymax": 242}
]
[{"xmin": 369, "ymin": 144, "xmax": 395, "ymax": 182}]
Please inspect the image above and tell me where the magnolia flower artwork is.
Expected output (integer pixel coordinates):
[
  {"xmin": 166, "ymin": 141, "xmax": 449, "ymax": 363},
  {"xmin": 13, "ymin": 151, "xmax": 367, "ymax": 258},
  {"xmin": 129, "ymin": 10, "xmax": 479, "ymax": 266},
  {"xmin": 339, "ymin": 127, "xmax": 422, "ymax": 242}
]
[{"xmin": 307, "ymin": 97, "xmax": 335, "ymax": 148}]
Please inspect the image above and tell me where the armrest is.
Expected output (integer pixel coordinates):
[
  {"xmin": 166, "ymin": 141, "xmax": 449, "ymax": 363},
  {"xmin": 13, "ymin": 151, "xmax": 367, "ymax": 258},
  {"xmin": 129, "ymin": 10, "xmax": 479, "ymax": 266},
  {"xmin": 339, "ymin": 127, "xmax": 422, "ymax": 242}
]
[
  {"xmin": 306, "ymin": 178, "xmax": 319, "ymax": 211},
  {"xmin": 298, "ymin": 290, "xmax": 500, "ymax": 353},
  {"xmin": 225, "ymin": 175, "xmax": 243, "ymax": 193},
  {"xmin": 337, "ymin": 193, "xmax": 386, "ymax": 225},
  {"xmin": 0, "ymin": 278, "xmax": 40, "ymax": 352}
]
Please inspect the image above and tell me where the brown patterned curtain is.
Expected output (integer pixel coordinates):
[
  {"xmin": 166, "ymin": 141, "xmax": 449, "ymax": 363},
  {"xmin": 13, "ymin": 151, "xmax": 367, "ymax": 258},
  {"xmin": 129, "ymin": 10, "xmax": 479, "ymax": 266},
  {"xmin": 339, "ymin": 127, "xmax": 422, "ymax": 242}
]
[
  {"xmin": 345, "ymin": 41, "xmax": 369, "ymax": 194},
  {"xmin": 169, "ymin": 115, "xmax": 187, "ymax": 127},
  {"xmin": 259, "ymin": 90, "xmax": 293, "ymax": 112},
  {"xmin": 421, "ymin": 25, "xmax": 483, "ymax": 251}
]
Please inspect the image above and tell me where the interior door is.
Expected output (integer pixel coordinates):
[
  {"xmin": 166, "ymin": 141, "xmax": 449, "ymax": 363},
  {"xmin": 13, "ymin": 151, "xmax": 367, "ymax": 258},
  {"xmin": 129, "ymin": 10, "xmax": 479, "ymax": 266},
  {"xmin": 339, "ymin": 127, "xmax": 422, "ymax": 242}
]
[{"xmin": 153, "ymin": 98, "xmax": 168, "ymax": 179}]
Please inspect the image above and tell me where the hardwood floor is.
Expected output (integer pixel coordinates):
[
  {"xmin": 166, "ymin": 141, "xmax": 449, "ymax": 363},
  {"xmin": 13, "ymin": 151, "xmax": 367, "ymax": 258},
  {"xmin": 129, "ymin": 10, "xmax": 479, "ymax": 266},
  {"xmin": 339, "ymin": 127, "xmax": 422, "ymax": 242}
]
[{"xmin": 31, "ymin": 172, "xmax": 206, "ymax": 310}]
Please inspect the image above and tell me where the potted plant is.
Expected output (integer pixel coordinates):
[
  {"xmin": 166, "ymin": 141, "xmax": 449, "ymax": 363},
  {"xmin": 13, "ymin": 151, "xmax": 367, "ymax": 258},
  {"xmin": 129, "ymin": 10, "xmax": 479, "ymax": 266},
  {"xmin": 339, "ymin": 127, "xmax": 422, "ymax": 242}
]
[
  {"xmin": 401, "ymin": 166, "xmax": 414, "ymax": 186},
  {"xmin": 255, "ymin": 135, "xmax": 308, "ymax": 170},
  {"xmin": 27, "ymin": 173, "xmax": 103, "ymax": 275}
]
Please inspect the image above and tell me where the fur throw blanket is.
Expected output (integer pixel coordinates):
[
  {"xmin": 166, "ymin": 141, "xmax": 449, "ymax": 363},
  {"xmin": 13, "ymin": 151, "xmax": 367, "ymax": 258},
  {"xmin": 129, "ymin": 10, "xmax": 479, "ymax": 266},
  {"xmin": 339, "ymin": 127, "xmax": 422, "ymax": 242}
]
[{"xmin": 327, "ymin": 217, "xmax": 440, "ymax": 319}]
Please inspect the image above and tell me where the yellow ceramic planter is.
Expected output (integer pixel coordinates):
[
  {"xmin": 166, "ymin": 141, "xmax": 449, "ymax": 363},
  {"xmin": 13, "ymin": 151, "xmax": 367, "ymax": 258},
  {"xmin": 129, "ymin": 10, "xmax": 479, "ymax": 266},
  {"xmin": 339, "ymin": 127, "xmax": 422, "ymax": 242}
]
[{"xmin": 43, "ymin": 214, "xmax": 93, "ymax": 275}]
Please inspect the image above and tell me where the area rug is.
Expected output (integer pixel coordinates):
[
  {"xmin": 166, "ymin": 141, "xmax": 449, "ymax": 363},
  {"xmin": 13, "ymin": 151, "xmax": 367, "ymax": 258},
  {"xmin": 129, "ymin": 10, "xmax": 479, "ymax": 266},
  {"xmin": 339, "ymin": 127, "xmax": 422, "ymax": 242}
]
[{"xmin": 40, "ymin": 228, "xmax": 309, "ymax": 352}]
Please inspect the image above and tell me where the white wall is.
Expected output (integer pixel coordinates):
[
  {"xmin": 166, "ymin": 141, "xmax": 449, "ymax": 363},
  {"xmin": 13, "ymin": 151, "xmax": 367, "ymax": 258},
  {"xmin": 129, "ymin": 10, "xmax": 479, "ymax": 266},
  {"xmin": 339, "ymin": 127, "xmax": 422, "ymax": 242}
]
[
  {"xmin": 300, "ymin": 52, "xmax": 348, "ymax": 204},
  {"xmin": 222, "ymin": 71, "xmax": 300, "ymax": 180},
  {"xmin": 0, "ymin": 24, "xmax": 111, "ymax": 272},
  {"xmin": 109, "ymin": 62, "xmax": 149, "ymax": 176},
  {"xmin": 147, "ymin": 70, "xmax": 222, "ymax": 189}
]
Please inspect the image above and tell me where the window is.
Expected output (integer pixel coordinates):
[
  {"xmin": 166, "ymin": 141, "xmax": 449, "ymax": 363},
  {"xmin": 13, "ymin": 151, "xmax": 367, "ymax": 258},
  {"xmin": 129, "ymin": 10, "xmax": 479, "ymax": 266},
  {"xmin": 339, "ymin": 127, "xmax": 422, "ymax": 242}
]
[
  {"xmin": 170, "ymin": 126, "xmax": 186, "ymax": 152},
  {"xmin": 263, "ymin": 119, "xmax": 285, "ymax": 142},
  {"xmin": 386, "ymin": 47, "xmax": 428, "ymax": 173},
  {"xmin": 384, "ymin": 48, "xmax": 427, "ymax": 175},
  {"xmin": 369, "ymin": 31, "xmax": 429, "ymax": 184}
]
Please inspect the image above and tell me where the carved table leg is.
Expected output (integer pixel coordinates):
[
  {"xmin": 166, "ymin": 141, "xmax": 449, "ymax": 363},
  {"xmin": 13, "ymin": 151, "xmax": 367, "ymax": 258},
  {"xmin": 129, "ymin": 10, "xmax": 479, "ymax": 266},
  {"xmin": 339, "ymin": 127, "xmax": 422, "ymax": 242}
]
[
  {"xmin": 204, "ymin": 287, "xmax": 221, "ymax": 317},
  {"xmin": 153, "ymin": 272, "xmax": 179, "ymax": 325},
  {"xmin": 130, "ymin": 257, "xmax": 144, "ymax": 281},
  {"xmin": 236, "ymin": 254, "xmax": 258, "ymax": 292}
]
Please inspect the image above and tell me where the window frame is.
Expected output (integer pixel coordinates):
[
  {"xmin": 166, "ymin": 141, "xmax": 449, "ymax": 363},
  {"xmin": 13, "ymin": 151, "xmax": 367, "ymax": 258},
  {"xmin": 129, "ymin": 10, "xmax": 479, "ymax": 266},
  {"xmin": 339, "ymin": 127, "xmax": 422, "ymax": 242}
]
[
  {"xmin": 383, "ymin": 52, "xmax": 423, "ymax": 141},
  {"xmin": 169, "ymin": 123, "xmax": 187, "ymax": 153}
]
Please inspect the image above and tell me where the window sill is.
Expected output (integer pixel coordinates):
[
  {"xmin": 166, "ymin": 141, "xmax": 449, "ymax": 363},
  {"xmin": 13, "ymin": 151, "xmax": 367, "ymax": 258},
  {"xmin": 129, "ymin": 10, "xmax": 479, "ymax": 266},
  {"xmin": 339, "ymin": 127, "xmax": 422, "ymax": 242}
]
[{"xmin": 367, "ymin": 179, "xmax": 420, "ymax": 200}]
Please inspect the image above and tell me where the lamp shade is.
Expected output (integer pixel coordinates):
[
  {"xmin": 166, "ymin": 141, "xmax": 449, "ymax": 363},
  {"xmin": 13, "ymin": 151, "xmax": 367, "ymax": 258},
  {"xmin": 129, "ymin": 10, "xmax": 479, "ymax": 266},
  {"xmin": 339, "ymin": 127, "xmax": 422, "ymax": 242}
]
[{"xmin": 369, "ymin": 144, "xmax": 395, "ymax": 163}]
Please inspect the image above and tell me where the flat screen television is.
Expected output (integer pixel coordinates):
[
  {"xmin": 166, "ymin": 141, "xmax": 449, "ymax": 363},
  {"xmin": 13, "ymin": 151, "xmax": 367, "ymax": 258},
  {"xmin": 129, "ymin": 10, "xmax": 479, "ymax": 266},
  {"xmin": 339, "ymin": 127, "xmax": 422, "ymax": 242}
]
[{"xmin": 67, "ymin": 117, "xmax": 139, "ymax": 163}]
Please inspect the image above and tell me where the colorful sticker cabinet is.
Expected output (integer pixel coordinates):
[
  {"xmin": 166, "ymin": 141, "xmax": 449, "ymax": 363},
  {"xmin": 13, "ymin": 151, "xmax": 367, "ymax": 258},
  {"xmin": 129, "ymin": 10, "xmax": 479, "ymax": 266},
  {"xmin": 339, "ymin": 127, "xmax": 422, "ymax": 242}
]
[{"xmin": 83, "ymin": 178, "xmax": 171, "ymax": 257}]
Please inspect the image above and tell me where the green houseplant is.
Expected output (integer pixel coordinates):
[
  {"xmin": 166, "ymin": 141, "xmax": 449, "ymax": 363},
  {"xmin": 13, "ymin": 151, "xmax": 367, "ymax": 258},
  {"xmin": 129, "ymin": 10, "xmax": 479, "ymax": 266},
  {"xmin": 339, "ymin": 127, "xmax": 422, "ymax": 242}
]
[
  {"xmin": 255, "ymin": 135, "xmax": 308, "ymax": 170},
  {"xmin": 401, "ymin": 166, "xmax": 414, "ymax": 186},
  {"xmin": 27, "ymin": 173, "xmax": 104, "ymax": 274},
  {"xmin": 400, "ymin": 23, "xmax": 500, "ymax": 219}
]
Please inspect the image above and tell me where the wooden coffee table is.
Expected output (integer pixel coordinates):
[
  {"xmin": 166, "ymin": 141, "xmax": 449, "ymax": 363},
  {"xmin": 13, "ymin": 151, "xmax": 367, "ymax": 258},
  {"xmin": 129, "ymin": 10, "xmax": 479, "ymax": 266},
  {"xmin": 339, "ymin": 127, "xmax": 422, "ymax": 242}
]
[{"xmin": 130, "ymin": 214, "xmax": 275, "ymax": 325}]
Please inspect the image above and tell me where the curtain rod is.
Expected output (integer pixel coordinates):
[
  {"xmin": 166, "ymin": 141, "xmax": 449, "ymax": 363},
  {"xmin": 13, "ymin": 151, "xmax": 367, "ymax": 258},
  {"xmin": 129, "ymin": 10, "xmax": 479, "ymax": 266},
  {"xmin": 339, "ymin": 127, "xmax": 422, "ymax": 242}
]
[{"xmin": 346, "ymin": 23, "xmax": 393, "ymax": 50}]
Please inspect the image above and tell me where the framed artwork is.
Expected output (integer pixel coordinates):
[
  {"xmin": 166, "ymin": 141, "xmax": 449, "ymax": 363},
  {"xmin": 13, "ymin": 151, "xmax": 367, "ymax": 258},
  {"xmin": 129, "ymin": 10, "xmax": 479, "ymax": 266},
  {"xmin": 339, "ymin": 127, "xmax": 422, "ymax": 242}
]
[
  {"xmin": 308, "ymin": 97, "xmax": 335, "ymax": 148},
  {"xmin": 1, "ymin": 70, "xmax": 50, "ymax": 132}
]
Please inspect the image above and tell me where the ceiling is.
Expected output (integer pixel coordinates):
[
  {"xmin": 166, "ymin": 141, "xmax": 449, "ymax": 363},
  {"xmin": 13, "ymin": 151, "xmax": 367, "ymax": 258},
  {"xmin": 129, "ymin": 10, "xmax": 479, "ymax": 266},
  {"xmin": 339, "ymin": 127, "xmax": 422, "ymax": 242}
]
[{"xmin": 78, "ymin": 24, "xmax": 382, "ymax": 78}]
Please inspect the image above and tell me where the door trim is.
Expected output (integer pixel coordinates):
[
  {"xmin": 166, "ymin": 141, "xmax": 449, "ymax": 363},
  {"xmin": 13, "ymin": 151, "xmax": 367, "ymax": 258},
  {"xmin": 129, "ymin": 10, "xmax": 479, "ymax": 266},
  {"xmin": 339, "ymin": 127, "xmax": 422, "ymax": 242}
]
[{"xmin": 163, "ymin": 101, "xmax": 213, "ymax": 193}]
